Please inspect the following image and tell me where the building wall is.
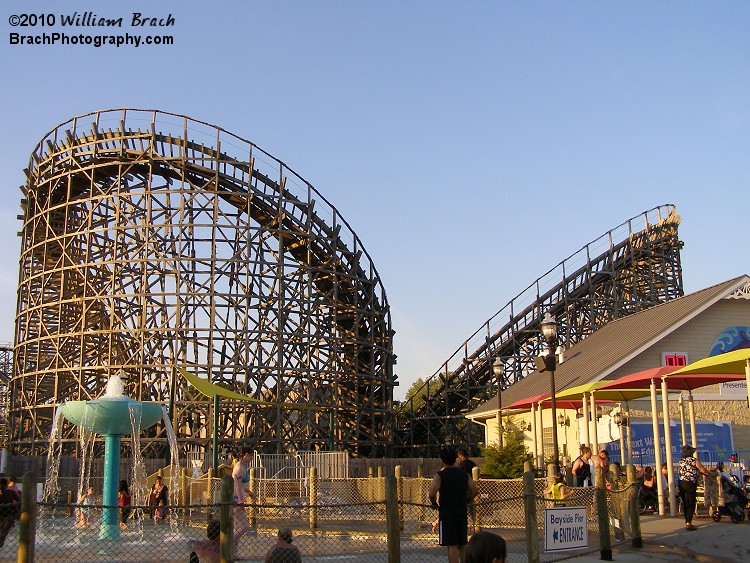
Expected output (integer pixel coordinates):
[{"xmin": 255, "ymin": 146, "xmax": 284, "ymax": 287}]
[
  {"xmin": 612, "ymin": 297, "xmax": 750, "ymax": 450},
  {"xmin": 481, "ymin": 294, "xmax": 750, "ymax": 456}
]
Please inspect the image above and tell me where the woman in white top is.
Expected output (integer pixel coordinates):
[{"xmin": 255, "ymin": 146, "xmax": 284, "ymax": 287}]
[{"xmin": 232, "ymin": 447, "xmax": 256, "ymax": 549}]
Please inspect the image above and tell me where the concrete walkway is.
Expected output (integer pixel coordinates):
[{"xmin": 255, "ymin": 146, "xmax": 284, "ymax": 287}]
[{"xmin": 572, "ymin": 512, "xmax": 750, "ymax": 562}]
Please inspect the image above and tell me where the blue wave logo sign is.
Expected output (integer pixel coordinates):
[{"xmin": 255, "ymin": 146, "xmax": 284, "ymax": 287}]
[{"xmin": 709, "ymin": 326, "xmax": 750, "ymax": 356}]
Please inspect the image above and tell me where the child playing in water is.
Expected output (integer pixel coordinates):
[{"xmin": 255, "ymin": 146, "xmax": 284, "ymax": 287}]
[{"xmin": 76, "ymin": 486, "xmax": 96, "ymax": 528}]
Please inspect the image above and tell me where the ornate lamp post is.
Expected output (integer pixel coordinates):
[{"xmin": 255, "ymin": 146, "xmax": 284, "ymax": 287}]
[
  {"xmin": 614, "ymin": 406, "xmax": 630, "ymax": 465},
  {"xmin": 492, "ymin": 358, "xmax": 504, "ymax": 448},
  {"xmin": 540, "ymin": 312, "xmax": 560, "ymax": 470}
]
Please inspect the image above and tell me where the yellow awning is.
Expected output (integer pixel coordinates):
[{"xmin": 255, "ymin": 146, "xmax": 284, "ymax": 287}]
[
  {"xmin": 669, "ymin": 348, "xmax": 750, "ymax": 375},
  {"xmin": 177, "ymin": 367, "xmax": 324, "ymax": 411},
  {"xmin": 556, "ymin": 381, "xmax": 650, "ymax": 401},
  {"xmin": 555, "ymin": 381, "xmax": 608, "ymax": 399}
]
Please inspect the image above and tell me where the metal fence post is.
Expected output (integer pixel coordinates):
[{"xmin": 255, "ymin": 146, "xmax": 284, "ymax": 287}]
[
  {"xmin": 18, "ymin": 472, "xmax": 36, "ymax": 563},
  {"xmin": 523, "ymin": 461, "xmax": 540, "ymax": 563},
  {"xmin": 248, "ymin": 468, "xmax": 256, "ymax": 529},
  {"xmin": 309, "ymin": 466, "xmax": 317, "ymax": 529},
  {"xmin": 596, "ymin": 466, "xmax": 613, "ymax": 560},
  {"xmin": 385, "ymin": 475, "xmax": 400, "ymax": 563},
  {"xmin": 220, "ymin": 474, "xmax": 233, "ymax": 563},
  {"xmin": 626, "ymin": 465, "xmax": 642, "ymax": 547}
]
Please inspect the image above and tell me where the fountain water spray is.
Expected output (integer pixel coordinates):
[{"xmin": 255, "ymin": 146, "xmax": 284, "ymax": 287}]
[{"xmin": 56, "ymin": 370, "xmax": 169, "ymax": 540}]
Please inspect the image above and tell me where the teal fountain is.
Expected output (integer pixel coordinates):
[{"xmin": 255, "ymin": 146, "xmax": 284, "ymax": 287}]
[{"xmin": 58, "ymin": 372, "xmax": 165, "ymax": 540}]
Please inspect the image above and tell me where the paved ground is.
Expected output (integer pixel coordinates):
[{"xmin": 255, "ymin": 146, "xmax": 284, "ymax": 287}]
[{"xmin": 571, "ymin": 512, "xmax": 750, "ymax": 562}]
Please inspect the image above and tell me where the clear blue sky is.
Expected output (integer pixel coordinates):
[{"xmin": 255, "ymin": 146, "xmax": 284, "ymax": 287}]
[{"xmin": 1, "ymin": 1, "xmax": 748, "ymax": 400}]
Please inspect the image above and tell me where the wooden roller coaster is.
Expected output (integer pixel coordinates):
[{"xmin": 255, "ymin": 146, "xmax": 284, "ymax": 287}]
[
  {"xmin": 12, "ymin": 109, "xmax": 395, "ymax": 458},
  {"xmin": 396, "ymin": 204, "xmax": 683, "ymax": 457},
  {"xmin": 9, "ymin": 108, "xmax": 683, "ymax": 461}
]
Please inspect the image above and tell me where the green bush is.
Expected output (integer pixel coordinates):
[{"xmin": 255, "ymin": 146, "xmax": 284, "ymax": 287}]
[{"xmin": 480, "ymin": 425, "xmax": 532, "ymax": 479}]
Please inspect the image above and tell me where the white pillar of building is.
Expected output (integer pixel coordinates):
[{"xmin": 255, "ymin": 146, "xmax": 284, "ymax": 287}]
[
  {"xmin": 650, "ymin": 380, "xmax": 665, "ymax": 516},
  {"xmin": 661, "ymin": 377, "xmax": 677, "ymax": 517}
]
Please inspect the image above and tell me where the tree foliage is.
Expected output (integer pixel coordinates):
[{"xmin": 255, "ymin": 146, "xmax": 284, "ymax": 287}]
[
  {"xmin": 403, "ymin": 377, "xmax": 428, "ymax": 410},
  {"xmin": 480, "ymin": 422, "xmax": 532, "ymax": 479}
]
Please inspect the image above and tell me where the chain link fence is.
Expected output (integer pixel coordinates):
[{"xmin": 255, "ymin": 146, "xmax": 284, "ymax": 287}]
[{"xmin": 0, "ymin": 467, "xmax": 639, "ymax": 562}]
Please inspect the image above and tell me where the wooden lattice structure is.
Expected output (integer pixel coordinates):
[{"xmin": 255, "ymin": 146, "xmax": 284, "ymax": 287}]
[
  {"xmin": 12, "ymin": 109, "xmax": 395, "ymax": 458},
  {"xmin": 397, "ymin": 205, "xmax": 684, "ymax": 456}
]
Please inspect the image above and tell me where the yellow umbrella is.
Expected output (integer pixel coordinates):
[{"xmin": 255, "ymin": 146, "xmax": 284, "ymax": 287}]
[
  {"xmin": 669, "ymin": 348, "xmax": 750, "ymax": 409},
  {"xmin": 669, "ymin": 347, "xmax": 750, "ymax": 375},
  {"xmin": 557, "ymin": 381, "xmax": 655, "ymax": 472},
  {"xmin": 556, "ymin": 381, "xmax": 622, "ymax": 459},
  {"xmin": 555, "ymin": 381, "xmax": 608, "ymax": 399},
  {"xmin": 557, "ymin": 381, "xmax": 651, "ymax": 401},
  {"xmin": 178, "ymin": 367, "xmax": 322, "ymax": 410},
  {"xmin": 178, "ymin": 367, "xmax": 324, "ymax": 473}
]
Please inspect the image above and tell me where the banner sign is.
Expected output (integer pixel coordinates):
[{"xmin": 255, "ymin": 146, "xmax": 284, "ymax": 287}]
[
  {"xmin": 602, "ymin": 421, "xmax": 734, "ymax": 465},
  {"xmin": 720, "ymin": 380, "xmax": 747, "ymax": 397}
]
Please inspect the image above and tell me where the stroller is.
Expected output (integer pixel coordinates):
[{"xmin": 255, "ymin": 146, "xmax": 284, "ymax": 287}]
[{"xmin": 710, "ymin": 474, "xmax": 748, "ymax": 523}]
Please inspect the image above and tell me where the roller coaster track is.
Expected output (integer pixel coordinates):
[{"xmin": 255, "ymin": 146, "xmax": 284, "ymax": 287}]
[
  {"xmin": 13, "ymin": 109, "xmax": 394, "ymax": 457},
  {"xmin": 396, "ymin": 205, "xmax": 683, "ymax": 456}
]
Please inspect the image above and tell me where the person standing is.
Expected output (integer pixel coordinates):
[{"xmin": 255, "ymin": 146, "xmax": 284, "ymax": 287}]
[
  {"xmin": 148, "ymin": 475, "xmax": 169, "ymax": 524},
  {"xmin": 0, "ymin": 478, "xmax": 19, "ymax": 548},
  {"xmin": 76, "ymin": 486, "xmax": 97, "ymax": 528},
  {"xmin": 572, "ymin": 447, "xmax": 592, "ymax": 487},
  {"xmin": 678, "ymin": 444, "xmax": 710, "ymax": 531},
  {"xmin": 544, "ymin": 473, "xmax": 572, "ymax": 505},
  {"xmin": 429, "ymin": 447, "xmax": 478, "ymax": 563},
  {"xmin": 118, "ymin": 480, "xmax": 132, "ymax": 528},
  {"xmin": 232, "ymin": 446, "xmax": 257, "ymax": 551},
  {"xmin": 592, "ymin": 449, "xmax": 611, "ymax": 488},
  {"xmin": 456, "ymin": 448, "xmax": 477, "ymax": 476},
  {"xmin": 457, "ymin": 447, "xmax": 478, "ymax": 524}
]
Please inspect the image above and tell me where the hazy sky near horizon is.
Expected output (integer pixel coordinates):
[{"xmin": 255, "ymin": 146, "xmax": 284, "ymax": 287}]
[{"xmin": 1, "ymin": 1, "xmax": 748, "ymax": 400}]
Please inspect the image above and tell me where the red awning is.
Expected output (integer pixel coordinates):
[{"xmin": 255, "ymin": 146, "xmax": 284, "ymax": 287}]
[
  {"xmin": 503, "ymin": 393, "xmax": 608, "ymax": 411},
  {"xmin": 502, "ymin": 393, "xmax": 549, "ymax": 410},
  {"xmin": 597, "ymin": 367, "xmax": 674, "ymax": 390},
  {"xmin": 597, "ymin": 365, "xmax": 745, "ymax": 392}
]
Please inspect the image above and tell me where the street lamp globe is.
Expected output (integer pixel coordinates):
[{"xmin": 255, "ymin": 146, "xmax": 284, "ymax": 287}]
[
  {"xmin": 492, "ymin": 358, "xmax": 504, "ymax": 378},
  {"xmin": 540, "ymin": 312, "xmax": 557, "ymax": 344}
]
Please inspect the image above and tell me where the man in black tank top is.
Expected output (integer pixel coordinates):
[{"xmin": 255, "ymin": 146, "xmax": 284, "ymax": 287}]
[
  {"xmin": 572, "ymin": 446, "xmax": 593, "ymax": 487},
  {"xmin": 429, "ymin": 447, "xmax": 478, "ymax": 563}
]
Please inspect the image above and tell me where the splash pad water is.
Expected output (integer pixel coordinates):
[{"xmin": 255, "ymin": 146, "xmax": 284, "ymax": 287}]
[{"xmin": 46, "ymin": 371, "xmax": 176, "ymax": 541}]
